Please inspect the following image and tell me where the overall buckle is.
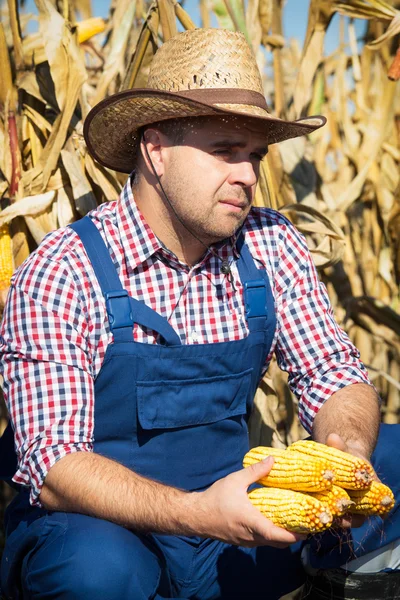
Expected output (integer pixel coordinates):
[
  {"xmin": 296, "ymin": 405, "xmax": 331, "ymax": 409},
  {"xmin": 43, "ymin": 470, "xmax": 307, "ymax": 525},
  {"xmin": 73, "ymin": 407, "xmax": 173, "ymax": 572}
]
[
  {"xmin": 244, "ymin": 279, "xmax": 267, "ymax": 319},
  {"xmin": 105, "ymin": 290, "xmax": 133, "ymax": 329}
]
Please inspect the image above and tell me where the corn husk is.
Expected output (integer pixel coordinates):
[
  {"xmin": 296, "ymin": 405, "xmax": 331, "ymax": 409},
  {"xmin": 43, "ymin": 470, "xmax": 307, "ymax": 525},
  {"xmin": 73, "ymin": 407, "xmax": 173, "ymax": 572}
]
[{"xmin": 0, "ymin": 0, "xmax": 398, "ymax": 466}]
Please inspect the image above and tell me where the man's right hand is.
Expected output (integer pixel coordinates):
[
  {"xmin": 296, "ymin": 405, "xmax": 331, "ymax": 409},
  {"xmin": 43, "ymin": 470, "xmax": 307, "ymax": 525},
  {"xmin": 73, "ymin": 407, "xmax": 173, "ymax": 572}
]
[{"xmin": 190, "ymin": 457, "xmax": 307, "ymax": 548}]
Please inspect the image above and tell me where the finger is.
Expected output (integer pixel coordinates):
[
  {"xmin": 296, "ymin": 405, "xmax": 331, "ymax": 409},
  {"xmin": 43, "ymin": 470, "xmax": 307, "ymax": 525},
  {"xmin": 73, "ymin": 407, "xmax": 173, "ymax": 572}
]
[
  {"xmin": 335, "ymin": 513, "xmax": 366, "ymax": 529},
  {"xmin": 251, "ymin": 515, "xmax": 307, "ymax": 545},
  {"xmin": 238, "ymin": 456, "xmax": 275, "ymax": 486}
]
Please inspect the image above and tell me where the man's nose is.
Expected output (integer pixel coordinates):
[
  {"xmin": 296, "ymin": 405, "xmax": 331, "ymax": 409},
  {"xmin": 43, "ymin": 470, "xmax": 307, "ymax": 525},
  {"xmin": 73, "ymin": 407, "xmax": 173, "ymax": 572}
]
[{"xmin": 228, "ymin": 160, "xmax": 258, "ymax": 188}]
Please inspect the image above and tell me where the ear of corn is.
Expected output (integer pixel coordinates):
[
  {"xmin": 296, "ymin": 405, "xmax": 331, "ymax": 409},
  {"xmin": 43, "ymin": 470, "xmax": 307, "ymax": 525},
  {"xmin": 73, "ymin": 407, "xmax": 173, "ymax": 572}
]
[
  {"xmin": 0, "ymin": 224, "xmax": 14, "ymax": 291},
  {"xmin": 309, "ymin": 485, "xmax": 354, "ymax": 517},
  {"xmin": 77, "ymin": 17, "xmax": 107, "ymax": 44},
  {"xmin": 348, "ymin": 481, "xmax": 395, "ymax": 516},
  {"xmin": 286, "ymin": 440, "xmax": 375, "ymax": 489},
  {"xmin": 243, "ymin": 446, "xmax": 335, "ymax": 492},
  {"xmin": 248, "ymin": 486, "xmax": 333, "ymax": 534}
]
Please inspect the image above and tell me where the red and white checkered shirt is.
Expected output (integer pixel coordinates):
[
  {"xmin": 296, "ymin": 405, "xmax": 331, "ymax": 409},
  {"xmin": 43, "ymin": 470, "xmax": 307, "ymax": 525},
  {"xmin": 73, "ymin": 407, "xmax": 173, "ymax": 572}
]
[{"xmin": 0, "ymin": 179, "xmax": 371, "ymax": 505}]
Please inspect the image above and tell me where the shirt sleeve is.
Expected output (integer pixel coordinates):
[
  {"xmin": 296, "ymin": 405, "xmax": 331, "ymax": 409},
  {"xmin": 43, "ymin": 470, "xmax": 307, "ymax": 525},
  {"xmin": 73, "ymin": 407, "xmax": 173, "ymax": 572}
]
[
  {"xmin": 274, "ymin": 218, "xmax": 372, "ymax": 433},
  {"xmin": 0, "ymin": 252, "xmax": 95, "ymax": 506}
]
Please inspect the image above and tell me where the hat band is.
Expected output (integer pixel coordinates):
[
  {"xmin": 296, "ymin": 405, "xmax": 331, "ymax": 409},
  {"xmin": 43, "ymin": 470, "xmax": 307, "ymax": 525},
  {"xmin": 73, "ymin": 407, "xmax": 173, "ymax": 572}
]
[{"xmin": 163, "ymin": 88, "xmax": 269, "ymax": 111}]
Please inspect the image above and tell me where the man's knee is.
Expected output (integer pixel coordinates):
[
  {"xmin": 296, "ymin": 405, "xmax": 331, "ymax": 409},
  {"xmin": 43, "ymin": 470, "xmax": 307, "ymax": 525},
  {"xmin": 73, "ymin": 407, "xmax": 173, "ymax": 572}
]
[{"xmin": 22, "ymin": 513, "xmax": 163, "ymax": 599}]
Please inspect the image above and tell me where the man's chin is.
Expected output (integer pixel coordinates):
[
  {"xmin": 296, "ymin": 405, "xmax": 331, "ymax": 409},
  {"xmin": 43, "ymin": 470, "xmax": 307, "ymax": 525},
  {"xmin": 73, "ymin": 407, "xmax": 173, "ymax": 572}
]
[{"xmin": 204, "ymin": 225, "xmax": 245, "ymax": 246}]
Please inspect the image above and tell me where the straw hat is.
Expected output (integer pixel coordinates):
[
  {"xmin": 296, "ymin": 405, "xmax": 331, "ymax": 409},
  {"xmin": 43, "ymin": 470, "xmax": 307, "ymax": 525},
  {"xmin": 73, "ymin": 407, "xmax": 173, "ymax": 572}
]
[{"xmin": 84, "ymin": 28, "xmax": 326, "ymax": 174}]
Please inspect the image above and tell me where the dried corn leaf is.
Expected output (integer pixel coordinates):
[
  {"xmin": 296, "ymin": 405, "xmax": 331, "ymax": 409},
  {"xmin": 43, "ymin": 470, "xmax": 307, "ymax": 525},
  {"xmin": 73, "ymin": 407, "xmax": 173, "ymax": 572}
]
[
  {"xmin": 200, "ymin": 0, "xmax": 211, "ymax": 27},
  {"xmin": 74, "ymin": 0, "xmax": 92, "ymax": 20},
  {"xmin": 158, "ymin": 0, "xmax": 177, "ymax": 41},
  {"xmin": 173, "ymin": 0, "xmax": 196, "ymax": 30},
  {"xmin": 293, "ymin": 0, "xmax": 334, "ymax": 117},
  {"xmin": 122, "ymin": 3, "xmax": 159, "ymax": 91},
  {"xmin": 23, "ymin": 105, "xmax": 52, "ymax": 135},
  {"xmin": 61, "ymin": 148, "xmax": 97, "ymax": 215},
  {"xmin": 56, "ymin": 186, "xmax": 75, "ymax": 227},
  {"xmin": 212, "ymin": 0, "xmax": 235, "ymax": 30},
  {"xmin": 0, "ymin": 190, "xmax": 56, "ymax": 226},
  {"xmin": 18, "ymin": 72, "xmax": 46, "ymax": 104},
  {"xmin": 223, "ymin": 0, "xmax": 250, "ymax": 40},
  {"xmin": 25, "ymin": 196, "xmax": 58, "ymax": 244},
  {"xmin": 337, "ymin": 80, "xmax": 399, "ymax": 211},
  {"xmin": 280, "ymin": 203, "xmax": 346, "ymax": 268},
  {"xmin": 368, "ymin": 13, "xmax": 400, "ymax": 49},
  {"xmin": 0, "ymin": 22, "xmax": 15, "ymax": 108},
  {"xmin": 245, "ymin": 0, "xmax": 262, "ymax": 51},
  {"xmin": 92, "ymin": 0, "xmax": 137, "ymax": 103},
  {"xmin": 28, "ymin": 0, "xmax": 87, "ymax": 189},
  {"xmin": 258, "ymin": 0, "xmax": 273, "ymax": 40},
  {"xmin": 334, "ymin": 0, "xmax": 395, "ymax": 21},
  {"xmin": 84, "ymin": 153, "xmax": 121, "ymax": 201}
]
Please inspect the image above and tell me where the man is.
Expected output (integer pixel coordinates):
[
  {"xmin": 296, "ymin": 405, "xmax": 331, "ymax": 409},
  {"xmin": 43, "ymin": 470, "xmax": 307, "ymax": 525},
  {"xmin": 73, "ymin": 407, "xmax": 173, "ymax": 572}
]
[{"xmin": 0, "ymin": 28, "xmax": 382, "ymax": 599}]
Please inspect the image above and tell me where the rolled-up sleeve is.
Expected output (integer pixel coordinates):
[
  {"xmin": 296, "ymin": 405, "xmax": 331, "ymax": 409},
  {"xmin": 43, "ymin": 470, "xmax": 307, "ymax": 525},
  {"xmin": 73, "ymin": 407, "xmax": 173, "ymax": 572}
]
[
  {"xmin": 0, "ymin": 253, "xmax": 95, "ymax": 506},
  {"xmin": 274, "ymin": 219, "xmax": 372, "ymax": 433}
]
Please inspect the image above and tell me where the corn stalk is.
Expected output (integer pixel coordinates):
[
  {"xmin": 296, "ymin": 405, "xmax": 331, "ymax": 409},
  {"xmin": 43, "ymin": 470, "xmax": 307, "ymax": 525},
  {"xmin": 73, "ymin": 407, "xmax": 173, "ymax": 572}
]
[{"xmin": 0, "ymin": 0, "xmax": 398, "ymax": 455}]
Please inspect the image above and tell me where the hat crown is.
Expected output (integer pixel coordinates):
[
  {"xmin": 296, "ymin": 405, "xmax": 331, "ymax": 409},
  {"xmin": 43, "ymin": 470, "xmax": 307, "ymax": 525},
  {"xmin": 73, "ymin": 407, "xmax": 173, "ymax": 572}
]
[{"xmin": 147, "ymin": 28, "xmax": 264, "ymax": 95}]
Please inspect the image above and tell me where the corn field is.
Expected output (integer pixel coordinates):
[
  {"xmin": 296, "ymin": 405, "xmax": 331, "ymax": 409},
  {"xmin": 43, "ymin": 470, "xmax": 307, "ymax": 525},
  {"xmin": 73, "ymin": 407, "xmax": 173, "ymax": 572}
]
[{"xmin": 0, "ymin": 0, "xmax": 399, "ymax": 549}]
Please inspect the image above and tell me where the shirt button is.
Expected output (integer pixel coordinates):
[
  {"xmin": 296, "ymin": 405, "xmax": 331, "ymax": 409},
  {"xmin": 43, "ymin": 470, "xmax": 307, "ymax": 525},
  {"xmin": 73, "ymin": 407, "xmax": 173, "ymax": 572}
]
[{"xmin": 190, "ymin": 330, "xmax": 199, "ymax": 343}]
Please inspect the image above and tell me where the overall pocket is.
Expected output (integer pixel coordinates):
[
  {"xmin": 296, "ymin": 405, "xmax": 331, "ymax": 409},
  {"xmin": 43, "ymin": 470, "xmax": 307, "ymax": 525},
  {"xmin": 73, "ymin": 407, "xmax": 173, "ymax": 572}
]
[
  {"xmin": 137, "ymin": 368, "xmax": 253, "ymax": 429},
  {"xmin": 134, "ymin": 368, "xmax": 254, "ymax": 490}
]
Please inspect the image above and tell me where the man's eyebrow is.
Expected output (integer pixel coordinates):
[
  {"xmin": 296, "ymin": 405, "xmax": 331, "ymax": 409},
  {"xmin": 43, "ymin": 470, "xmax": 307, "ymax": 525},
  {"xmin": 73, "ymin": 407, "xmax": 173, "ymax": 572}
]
[{"xmin": 209, "ymin": 140, "xmax": 268, "ymax": 154}]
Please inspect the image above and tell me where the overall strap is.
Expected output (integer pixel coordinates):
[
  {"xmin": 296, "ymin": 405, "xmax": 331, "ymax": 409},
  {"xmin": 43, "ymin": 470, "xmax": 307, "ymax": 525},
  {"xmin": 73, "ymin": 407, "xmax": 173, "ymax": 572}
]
[
  {"xmin": 69, "ymin": 218, "xmax": 181, "ymax": 346},
  {"xmin": 235, "ymin": 234, "xmax": 274, "ymax": 333}
]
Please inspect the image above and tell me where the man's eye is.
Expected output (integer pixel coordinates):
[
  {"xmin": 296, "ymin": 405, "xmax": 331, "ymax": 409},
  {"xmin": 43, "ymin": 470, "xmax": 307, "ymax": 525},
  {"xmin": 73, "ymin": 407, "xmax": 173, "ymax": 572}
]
[
  {"xmin": 251, "ymin": 152, "xmax": 267, "ymax": 161},
  {"xmin": 213, "ymin": 149, "xmax": 232, "ymax": 156}
]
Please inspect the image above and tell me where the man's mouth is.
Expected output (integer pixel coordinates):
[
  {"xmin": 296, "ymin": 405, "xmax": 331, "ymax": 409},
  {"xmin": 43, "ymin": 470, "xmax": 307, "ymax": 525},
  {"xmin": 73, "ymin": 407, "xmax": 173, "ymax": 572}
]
[{"xmin": 219, "ymin": 199, "xmax": 247, "ymax": 212}]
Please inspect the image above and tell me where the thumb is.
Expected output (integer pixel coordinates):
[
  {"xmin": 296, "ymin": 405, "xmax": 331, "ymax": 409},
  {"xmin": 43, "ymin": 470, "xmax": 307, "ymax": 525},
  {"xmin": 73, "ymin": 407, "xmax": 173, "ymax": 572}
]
[
  {"xmin": 241, "ymin": 456, "xmax": 275, "ymax": 486},
  {"xmin": 326, "ymin": 433, "xmax": 347, "ymax": 452}
]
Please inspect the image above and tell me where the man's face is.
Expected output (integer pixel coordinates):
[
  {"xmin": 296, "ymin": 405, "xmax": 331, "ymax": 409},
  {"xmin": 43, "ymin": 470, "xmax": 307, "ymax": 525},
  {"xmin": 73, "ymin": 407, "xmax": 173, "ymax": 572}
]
[{"xmin": 158, "ymin": 116, "xmax": 268, "ymax": 245}]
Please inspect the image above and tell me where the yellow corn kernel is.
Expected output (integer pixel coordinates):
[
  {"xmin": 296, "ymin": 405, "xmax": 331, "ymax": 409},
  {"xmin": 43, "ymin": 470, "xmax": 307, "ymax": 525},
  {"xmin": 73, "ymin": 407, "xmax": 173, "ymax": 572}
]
[
  {"xmin": 248, "ymin": 487, "xmax": 333, "ymax": 534},
  {"xmin": 309, "ymin": 485, "xmax": 354, "ymax": 517},
  {"xmin": 0, "ymin": 223, "xmax": 13, "ymax": 290},
  {"xmin": 287, "ymin": 440, "xmax": 374, "ymax": 489},
  {"xmin": 243, "ymin": 446, "xmax": 335, "ymax": 492},
  {"xmin": 77, "ymin": 18, "xmax": 106, "ymax": 44},
  {"xmin": 348, "ymin": 481, "xmax": 395, "ymax": 516}
]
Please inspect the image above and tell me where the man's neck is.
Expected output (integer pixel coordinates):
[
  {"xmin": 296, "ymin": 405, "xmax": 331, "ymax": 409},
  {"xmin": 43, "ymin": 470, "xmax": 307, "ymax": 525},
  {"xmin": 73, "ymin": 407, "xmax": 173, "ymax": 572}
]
[{"xmin": 132, "ymin": 180, "xmax": 208, "ymax": 267}]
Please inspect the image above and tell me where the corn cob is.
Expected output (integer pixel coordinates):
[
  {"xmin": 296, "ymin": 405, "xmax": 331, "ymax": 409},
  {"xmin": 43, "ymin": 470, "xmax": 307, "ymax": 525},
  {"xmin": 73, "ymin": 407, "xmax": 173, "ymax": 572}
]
[
  {"xmin": 348, "ymin": 481, "xmax": 395, "ymax": 516},
  {"xmin": 243, "ymin": 446, "xmax": 335, "ymax": 492},
  {"xmin": 77, "ymin": 18, "xmax": 106, "ymax": 44},
  {"xmin": 309, "ymin": 485, "xmax": 354, "ymax": 517},
  {"xmin": 248, "ymin": 487, "xmax": 333, "ymax": 534},
  {"xmin": 287, "ymin": 441, "xmax": 374, "ymax": 489},
  {"xmin": 0, "ymin": 224, "xmax": 13, "ymax": 290}
]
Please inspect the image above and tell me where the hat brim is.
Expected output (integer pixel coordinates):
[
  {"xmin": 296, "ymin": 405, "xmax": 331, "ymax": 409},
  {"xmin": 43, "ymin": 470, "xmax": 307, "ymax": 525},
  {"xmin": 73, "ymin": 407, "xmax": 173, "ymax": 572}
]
[{"xmin": 84, "ymin": 89, "xmax": 326, "ymax": 174}]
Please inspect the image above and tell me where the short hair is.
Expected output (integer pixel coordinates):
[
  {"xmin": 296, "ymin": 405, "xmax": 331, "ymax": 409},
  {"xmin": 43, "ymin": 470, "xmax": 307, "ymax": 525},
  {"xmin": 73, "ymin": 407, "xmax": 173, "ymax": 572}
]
[
  {"xmin": 133, "ymin": 117, "xmax": 207, "ymax": 180},
  {"xmin": 139, "ymin": 116, "xmax": 209, "ymax": 146}
]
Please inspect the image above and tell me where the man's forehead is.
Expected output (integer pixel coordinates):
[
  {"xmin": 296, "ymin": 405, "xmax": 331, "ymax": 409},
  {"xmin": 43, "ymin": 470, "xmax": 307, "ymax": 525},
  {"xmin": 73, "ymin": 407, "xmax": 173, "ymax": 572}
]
[{"xmin": 187, "ymin": 116, "xmax": 268, "ymax": 143}]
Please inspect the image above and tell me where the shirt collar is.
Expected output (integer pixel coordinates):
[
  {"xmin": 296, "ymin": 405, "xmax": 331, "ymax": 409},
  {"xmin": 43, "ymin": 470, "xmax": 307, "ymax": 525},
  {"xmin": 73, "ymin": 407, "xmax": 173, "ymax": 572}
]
[
  {"xmin": 116, "ymin": 178, "xmax": 163, "ymax": 274},
  {"xmin": 116, "ymin": 177, "xmax": 241, "ymax": 274}
]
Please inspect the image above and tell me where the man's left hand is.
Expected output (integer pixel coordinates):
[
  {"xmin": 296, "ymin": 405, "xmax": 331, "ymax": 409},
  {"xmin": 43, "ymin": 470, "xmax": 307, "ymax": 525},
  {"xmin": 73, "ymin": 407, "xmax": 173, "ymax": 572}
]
[{"xmin": 325, "ymin": 432, "xmax": 376, "ymax": 529}]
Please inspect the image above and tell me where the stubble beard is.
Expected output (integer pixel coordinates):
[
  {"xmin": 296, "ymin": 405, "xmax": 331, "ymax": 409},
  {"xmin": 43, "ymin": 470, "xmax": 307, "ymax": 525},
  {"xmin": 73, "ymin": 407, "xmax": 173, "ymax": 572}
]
[
  {"xmin": 161, "ymin": 167, "xmax": 251, "ymax": 246},
  {"xmin": 166, "ymin": 191, "xmax": 250, "ymax": 247}
]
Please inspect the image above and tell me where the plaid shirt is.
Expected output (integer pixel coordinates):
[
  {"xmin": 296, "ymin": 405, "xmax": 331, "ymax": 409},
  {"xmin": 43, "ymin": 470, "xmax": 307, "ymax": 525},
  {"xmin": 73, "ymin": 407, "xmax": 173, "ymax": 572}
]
[{"xmin": 0, "ymin": 179, "xmax": 371, "ymax": 505}]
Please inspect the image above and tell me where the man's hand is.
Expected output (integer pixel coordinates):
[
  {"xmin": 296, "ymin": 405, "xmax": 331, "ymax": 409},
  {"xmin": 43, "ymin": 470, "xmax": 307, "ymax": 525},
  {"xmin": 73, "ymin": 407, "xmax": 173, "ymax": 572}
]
[
  {"xmin": 191, "ymin": 457, "xmax": 307, "ymax": 548},
  {"xmin": 325, "ymin": 432, "xmax": 374, "ymax": 529}
]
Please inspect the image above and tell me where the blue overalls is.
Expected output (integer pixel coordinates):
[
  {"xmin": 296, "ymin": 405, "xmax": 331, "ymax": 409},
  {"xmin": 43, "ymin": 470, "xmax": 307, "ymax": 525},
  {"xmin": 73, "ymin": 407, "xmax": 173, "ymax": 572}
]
[{"xmin": 0, "ymin": 216, "xmax": 306, "ymax": 599}]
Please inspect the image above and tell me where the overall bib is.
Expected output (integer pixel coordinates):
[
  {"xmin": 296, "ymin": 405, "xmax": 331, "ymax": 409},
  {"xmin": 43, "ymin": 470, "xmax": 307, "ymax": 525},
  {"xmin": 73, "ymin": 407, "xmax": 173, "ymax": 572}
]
[
  {"xmin": 0, "ymin": 217, "xmax": 306, "ymax": 599},
  {"xmin": 2, "ymin": 218, "xmax": 399, "ymax": 598}
]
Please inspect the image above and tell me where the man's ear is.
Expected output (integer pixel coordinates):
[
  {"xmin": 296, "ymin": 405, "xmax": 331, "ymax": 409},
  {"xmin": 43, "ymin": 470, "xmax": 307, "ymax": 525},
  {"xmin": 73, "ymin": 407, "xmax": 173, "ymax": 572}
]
[{"xmin": 140, "ymin": 128, "xmax": 165, "ymax": 177}]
